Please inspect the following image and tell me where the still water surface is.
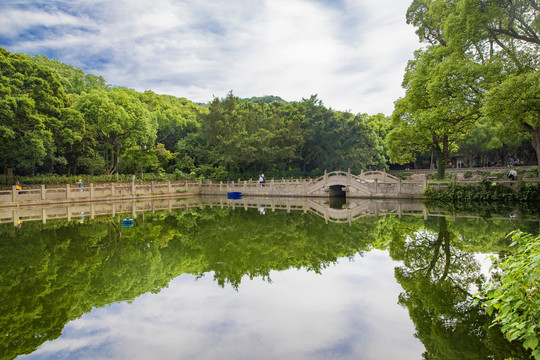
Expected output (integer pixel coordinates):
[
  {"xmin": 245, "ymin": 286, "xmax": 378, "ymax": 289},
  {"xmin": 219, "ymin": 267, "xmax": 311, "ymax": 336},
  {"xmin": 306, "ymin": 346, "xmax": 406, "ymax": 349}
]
[{"xmin": 2, "ymin": 196, "xmax": 538, "ymax": 360}]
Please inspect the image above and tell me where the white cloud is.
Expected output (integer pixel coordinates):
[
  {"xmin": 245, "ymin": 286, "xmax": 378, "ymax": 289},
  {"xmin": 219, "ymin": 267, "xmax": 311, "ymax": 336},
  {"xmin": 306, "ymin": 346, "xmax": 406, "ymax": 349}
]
[{"xmin": 0, "ymin": 0, "xmax": 421, "ymax": 114}]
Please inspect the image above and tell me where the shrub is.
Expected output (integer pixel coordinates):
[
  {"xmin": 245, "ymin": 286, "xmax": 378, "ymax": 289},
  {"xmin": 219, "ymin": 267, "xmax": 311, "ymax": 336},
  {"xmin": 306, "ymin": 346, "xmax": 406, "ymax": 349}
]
[
  {"xmin": 425, "ymin": 180, "xmax": 537, "ymax": 203},
  {"xmin": 475, "ymin": 232, "xmax": 540, "ymax": 359}
]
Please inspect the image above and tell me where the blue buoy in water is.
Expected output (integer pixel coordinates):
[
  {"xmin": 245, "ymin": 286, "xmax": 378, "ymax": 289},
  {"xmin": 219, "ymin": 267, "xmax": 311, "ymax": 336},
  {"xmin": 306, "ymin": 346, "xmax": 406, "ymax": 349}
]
[{"xmin": 122, "ymin": 218, "xmax": 134, "ymax": 227}]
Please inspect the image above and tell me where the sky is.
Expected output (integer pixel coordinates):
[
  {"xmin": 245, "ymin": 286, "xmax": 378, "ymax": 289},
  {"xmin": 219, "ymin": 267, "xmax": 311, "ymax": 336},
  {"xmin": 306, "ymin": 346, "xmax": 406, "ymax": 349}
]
[{"xmin": 0, "ymin": 0, "xmax": 421, "ymax": 115}]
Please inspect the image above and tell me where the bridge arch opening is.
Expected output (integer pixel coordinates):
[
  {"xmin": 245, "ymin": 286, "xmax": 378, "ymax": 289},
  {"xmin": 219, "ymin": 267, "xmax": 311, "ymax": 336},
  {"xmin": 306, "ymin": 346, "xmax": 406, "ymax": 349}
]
[{"xmin": 329, "ymin": 185, "xmax": 346, "ymax": 198}]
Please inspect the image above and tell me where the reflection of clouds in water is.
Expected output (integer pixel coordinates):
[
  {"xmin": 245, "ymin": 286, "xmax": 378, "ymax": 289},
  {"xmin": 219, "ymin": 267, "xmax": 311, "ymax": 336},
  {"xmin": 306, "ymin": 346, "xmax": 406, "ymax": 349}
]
[{"xmin": 24, "ymin": 251, "xmax": 423, "ymax": 360}]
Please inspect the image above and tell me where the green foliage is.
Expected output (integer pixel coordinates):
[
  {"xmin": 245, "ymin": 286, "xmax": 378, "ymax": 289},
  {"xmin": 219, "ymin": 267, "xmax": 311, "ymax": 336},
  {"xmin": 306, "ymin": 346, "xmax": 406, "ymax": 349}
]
[
  {"xmin": 391, "ymin": 45, "xmax": 499, "ymax": 179},
  {"xmin": 27, "ymin": 54, "xmax": 108, "ymax": 95},
  {"xmin": 402, "ymin": 0, "xmax": 540, "ymax": 176},
  {"xmin": 477, "ymin": 232, "xmax": 540, "ymax": 359},
  {"xmin": 390, "ymin": 216, "xmax": 531, "ymax": 359},
  {"xmin": 0, "ymin": 47, "xmax": 76, "ymax": 176},
  {"xmin": 425, "ymin": 180, "xmax": 539, "ymax": 203}
]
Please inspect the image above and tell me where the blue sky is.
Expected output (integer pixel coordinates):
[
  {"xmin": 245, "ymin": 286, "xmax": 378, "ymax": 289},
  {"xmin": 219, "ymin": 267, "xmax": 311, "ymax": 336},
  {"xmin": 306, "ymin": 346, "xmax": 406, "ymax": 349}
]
[{"xmin": 0, "ymin": 0, "xmax": 421, "ymax": 115}]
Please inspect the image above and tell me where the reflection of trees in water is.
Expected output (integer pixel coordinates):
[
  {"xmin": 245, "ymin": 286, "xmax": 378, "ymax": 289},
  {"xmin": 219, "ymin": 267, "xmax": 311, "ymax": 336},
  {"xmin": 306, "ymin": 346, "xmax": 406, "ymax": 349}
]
[
  {"xmin": 0, "ymin": 207, "xmax": 535, "ymax": 360},
  {"xmin": 393, "ymin": 217, "xmax": 529, "ymax": 359},
  {"xmin": 0, "ymin": 208, "xmax": 374, "ymax": 359}
]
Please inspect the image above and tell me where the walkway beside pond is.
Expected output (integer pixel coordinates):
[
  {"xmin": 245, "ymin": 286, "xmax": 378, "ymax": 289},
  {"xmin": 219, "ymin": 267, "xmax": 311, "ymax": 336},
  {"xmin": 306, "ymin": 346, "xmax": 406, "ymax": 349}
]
[
  {"xmin": 2, "ymin": 169, "xmax": 537, "ymax": 207},
  {"xmin": 1, "ymin": 196, "xmax": 535, "ymax": 227},
  {"xmin": 0, "ymin": 170, "xmax": 427, "ymax": 207}
]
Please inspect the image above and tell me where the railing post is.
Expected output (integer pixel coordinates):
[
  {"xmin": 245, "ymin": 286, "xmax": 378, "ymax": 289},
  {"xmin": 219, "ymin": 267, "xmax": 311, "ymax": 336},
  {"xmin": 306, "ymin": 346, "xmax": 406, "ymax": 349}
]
[
  {"xmin": 111, "ymin": 183, "xmax": 115, "ymax": 197},
  {"xmin": 90, "ymin": 183, "xmax": 94, "ymax": 198},
  {"xmin": 347, "ymin": 168, "xmax": 351, "ymax": 182},
  {"xmin": 66, "ymin": 184, "xmax": 71, "ymax": 199},
  {"xmin": 132, "ymin": 181, "xmax": 136, "ymax": 195},
  {"xmin": 41, "ymin": 185, "xmax": 46, "ymax": 200},
  {"xmin": 374, "ymin": 178, "xmax": 378, "ymax": 194},
  {"xmin": 12, "ymin": 186, "xmax": 17, "ymax": 202},
  {"xmin": 168, "ymin": 181, "xmax": 172, "ymax": 194},
  {"xmin": 324, "ymin": 169, "xmax": 328, "ymax": 184},
  {"xmin": 398, "ymin": 177, "xmax": 402, "ymax": 195},
  {"xmin": 151, "ymin": 181, "xmax": 155, "ymax": 194}
]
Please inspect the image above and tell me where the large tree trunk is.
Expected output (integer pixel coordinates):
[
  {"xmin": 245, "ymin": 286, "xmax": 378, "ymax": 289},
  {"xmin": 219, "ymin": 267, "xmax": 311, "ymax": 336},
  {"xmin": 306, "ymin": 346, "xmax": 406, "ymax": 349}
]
[
  {"xmin": 105, "ymin": 146, "xmax": 111, "ymax": 175},
  {"xmin": 522, "ymin": 122, "xmax": 540, "ymax": 179},
  {"xmin": 435, "ymin": 136, "xmax": 449, "ymax": 180},
  {"xmin": 437, "ymin": 154, "xmax": 446, "ymax": 180}
]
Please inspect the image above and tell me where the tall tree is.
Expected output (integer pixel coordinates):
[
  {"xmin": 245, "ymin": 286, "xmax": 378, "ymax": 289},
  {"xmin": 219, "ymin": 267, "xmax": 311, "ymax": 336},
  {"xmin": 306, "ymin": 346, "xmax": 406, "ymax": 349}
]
[
  {"xmin": 75, "ymin": 88, "xmax": 156, "ymax": 176},
  {"xmin": 404, "ymin": 0, "xmax": 540, "ymax": 175},
  {"xmin": 0, "ymin": 47, "xmax": 79, "ymax": 176},
  {"xmin": 390, "ymin": 46, "xmax": 496, "ymax": 178}
]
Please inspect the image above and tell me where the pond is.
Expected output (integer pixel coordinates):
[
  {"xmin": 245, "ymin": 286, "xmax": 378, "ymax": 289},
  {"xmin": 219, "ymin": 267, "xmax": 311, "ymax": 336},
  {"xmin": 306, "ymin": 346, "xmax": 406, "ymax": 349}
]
[{"xmin": 1, "ymin": 196, "xmax": 538, "ymax": 360}]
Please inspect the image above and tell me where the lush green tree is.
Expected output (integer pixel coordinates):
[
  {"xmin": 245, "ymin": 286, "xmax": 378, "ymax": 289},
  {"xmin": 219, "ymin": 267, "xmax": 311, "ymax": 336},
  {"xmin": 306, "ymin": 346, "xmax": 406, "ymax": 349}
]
[
  {"xmin": 137, "ymin": 90, "xmax": 205, "ymax": 152},
  {"xmin": 199, "ymin": 92, "xmax": 303, "ymax": 175},
  {"xmin": 456, "ymin": 120, "xmax": 503, "ymax": 167},
  {"xmin": 391, "ymin": 46, "xmax": 496, "ymax": 178},
  {"xmin": 27, "ymin": 54, "xmax": 108, "ymax": 95},
  {"xmin": 0, "ymin": 47, "xmax": 83, "ymax": 176},
  {"xmin": 75, "ymin": 88, "xmax": 157, "ymax": 176},
  {"xmin": 404, "ymin": 0, "xmax": 540, "ymax": 174},
  {"xmin": 297, "ymin": 95, "xmax": 386, "ymax": 173},
  {"xmin": 364, "ymin": 113, "xmax": 393, "ymax": 161},
  {"xmin": 483, "ymin": 71, "xmax": 540, "ymax": 174}
]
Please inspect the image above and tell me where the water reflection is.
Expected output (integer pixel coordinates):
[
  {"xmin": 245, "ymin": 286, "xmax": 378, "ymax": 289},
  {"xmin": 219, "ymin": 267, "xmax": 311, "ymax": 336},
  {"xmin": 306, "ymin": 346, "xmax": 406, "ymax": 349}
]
[
  {"xmin": 394, "ymin": 217, "xmax": 529, "ymax": 359},
  {"xmin": 1, "ymin": 197, "xmax": 537, "ymax": 360},
  {"xmin": 20, "ymin": 252, "xmax": 422, "ymax": 360},
  {"xmin": 2, "ymin": 196, "xmax": 537, "ymax": 227}
]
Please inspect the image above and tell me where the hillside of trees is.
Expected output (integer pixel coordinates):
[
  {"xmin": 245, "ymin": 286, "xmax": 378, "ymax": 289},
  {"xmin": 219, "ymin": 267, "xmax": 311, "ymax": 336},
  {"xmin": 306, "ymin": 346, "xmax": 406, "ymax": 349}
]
[
  {"xmin": 0, "ymin": 47, "xmax": 389, "ymax": 181},
  {"xmin": 1, "ymin": 0, "xmax": 538, "ymax": 181}
]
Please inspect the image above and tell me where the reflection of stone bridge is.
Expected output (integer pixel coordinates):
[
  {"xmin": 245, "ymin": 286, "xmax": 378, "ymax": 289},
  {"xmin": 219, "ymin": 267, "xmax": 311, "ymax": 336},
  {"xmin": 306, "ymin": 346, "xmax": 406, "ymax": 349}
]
[
  {"xmin": 0, "ymin": 196, "xmax": 531, "ymax": 227},
  {"xmin": 203, "ymin": 170, "xmax": 427, "ymax": 198}
]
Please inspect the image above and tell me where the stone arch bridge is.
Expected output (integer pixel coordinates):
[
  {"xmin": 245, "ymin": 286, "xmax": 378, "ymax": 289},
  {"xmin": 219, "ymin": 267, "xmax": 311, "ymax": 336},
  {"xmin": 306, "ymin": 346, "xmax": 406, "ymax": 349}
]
[{"xmin": 203, "ymin": 170, "xmax": 427, "ymax": 199}]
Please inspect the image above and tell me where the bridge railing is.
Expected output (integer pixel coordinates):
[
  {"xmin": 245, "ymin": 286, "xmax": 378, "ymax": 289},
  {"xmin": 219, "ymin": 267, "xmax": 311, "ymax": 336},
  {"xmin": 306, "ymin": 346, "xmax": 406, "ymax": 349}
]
[
  {"xmin": 359, "ymin": 170, "xmax": 400, "ymax": 183},
  {"xmin": 0, "ymin": 180, "xmax": 202, "ymax": 205}
]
